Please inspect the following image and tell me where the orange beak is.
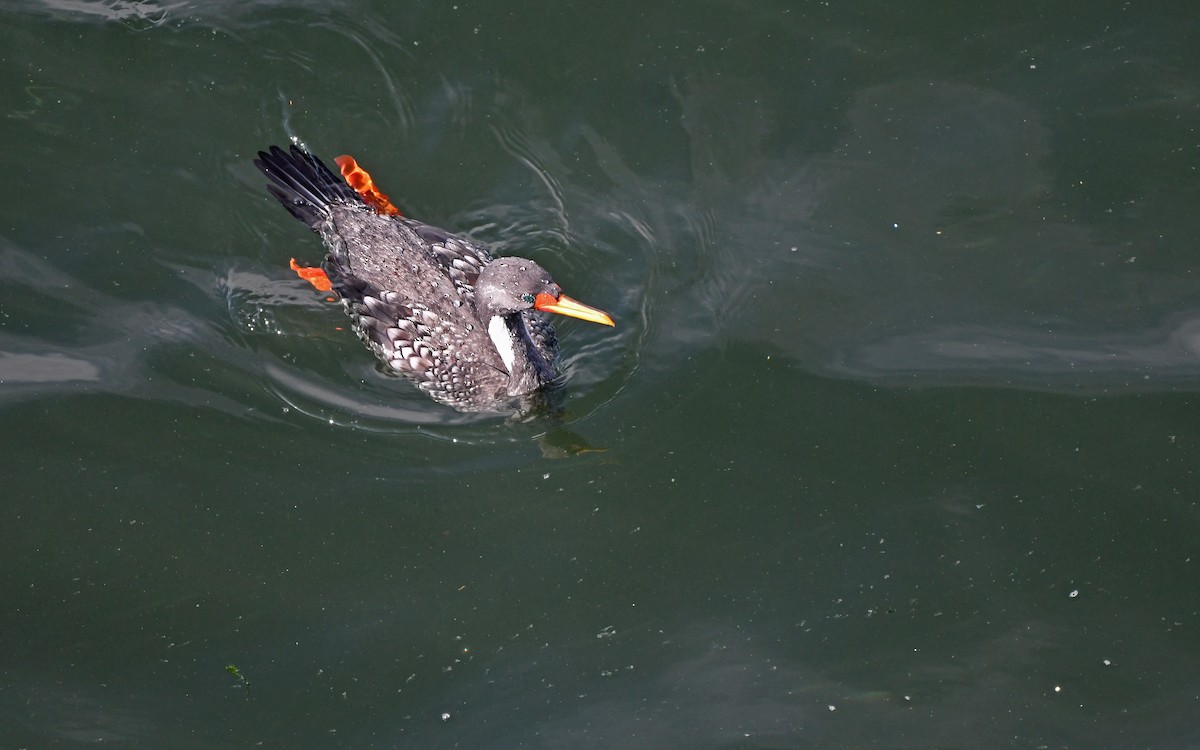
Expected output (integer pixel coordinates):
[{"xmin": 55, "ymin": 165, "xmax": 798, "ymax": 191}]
[{"xmin": 534, "ymin": 292, "xmax": 615, "ymax": 327}]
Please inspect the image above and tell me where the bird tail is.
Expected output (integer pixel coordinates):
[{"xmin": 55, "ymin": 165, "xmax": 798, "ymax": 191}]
[{"xmin": 254, "ymin": 144, "xmax": 363, "ymax": 230}]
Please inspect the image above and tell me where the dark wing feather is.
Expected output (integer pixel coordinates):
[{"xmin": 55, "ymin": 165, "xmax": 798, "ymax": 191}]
[
  {"xmin": 255, "ymin": 145, "xmax": 362, "ymax": 229},
  {"xmin": 332, "ymin": 269, "xmax": 511, "ymax": 410},
  {"xmin": 407, "ymin": 221, "xmax": 492, "ymax": 295}
]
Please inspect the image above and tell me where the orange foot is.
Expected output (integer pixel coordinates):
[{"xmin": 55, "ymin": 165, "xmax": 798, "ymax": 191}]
[
  {"xmin": 289, "ymin": 258, "xmax": 332, "ymax": 292},
  {"xmin": 335, "ymin": 155, "xmax": 403, "ymax": 216}
]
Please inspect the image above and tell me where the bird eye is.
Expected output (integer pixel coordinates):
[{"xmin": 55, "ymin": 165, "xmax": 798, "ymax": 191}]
[{"xmin": 520, "ymin": 293, "xmax": 535, "ymax": 304}]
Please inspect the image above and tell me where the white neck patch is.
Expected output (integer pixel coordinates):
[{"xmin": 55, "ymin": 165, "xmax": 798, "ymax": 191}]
[{"xmin": 488, "ymin": 316, "xmax": 517, "ymax": 374}]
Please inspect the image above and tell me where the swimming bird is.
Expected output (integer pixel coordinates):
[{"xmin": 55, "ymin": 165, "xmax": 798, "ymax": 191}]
[{"xmin": 254, "ymin": 144, "xmax": 614, "ymax": 412}]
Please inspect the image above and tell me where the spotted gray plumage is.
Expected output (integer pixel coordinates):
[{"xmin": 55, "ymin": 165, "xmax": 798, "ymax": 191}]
[{"xmin": 254, "ymin": 144, "xmax": 603, "ymax": 412}]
